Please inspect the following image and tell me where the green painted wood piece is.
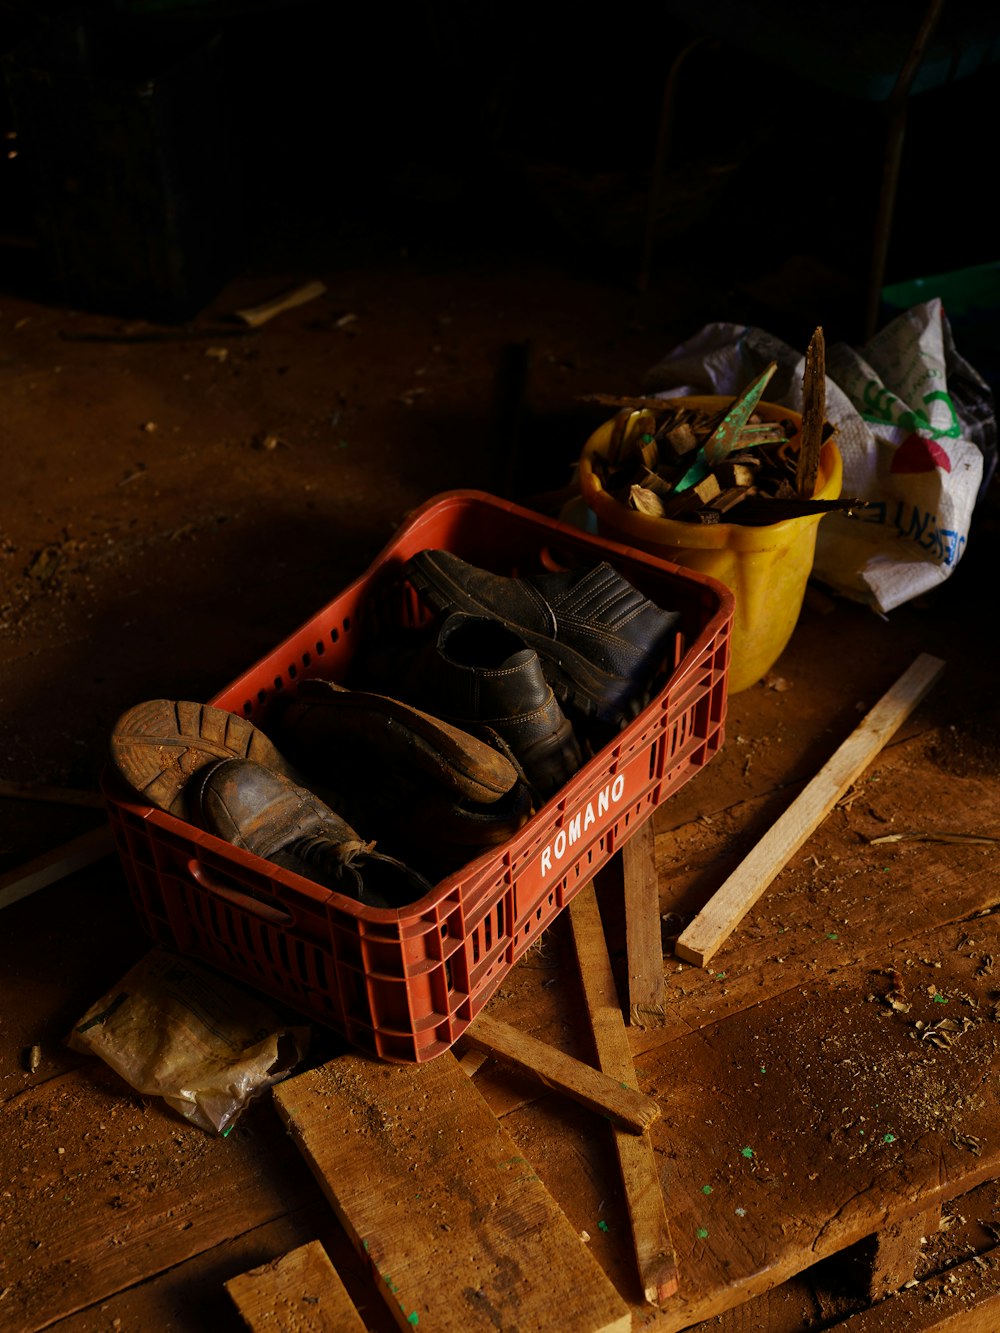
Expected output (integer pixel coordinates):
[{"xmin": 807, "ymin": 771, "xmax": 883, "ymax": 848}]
[{"xmin": 673, "ymin": 362, "xmax": 778, "ymax": 492}]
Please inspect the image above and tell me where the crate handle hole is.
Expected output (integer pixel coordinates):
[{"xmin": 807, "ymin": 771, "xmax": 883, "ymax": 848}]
[{"xmin": 188, "ymin": 859, "xmax": 294, "ymax": 925}]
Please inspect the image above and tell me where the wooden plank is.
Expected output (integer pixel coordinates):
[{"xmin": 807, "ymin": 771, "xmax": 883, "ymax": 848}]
[
  {"xmin": 867, "ymin": 1204, "xmax": 941, "ymax": 1302},
  {"xmin": 463, "ymin": 1010, "xmax": 661, "ymax": 1133},
  {"xmin": 502, "ymin": 911, "xmax": 1000, "ymax": 1331},
  {"xmin": 568, "ymin": 883, "xmax": 679, "ymax": 1305},
  {"xmin": 828, "ymin": 1246, "xmax": 1000, "ymax": 1331},
  {"xmin": 622, "ymin": 820, "xmax": 666, "ymax": 1025},
  {"xmin": 0, "ymin": 1072, "xmax": 324, "ymax": 1330},
  {"xmin": 226, "ymin": 1239, "xmax": 367, "ymax": 1331},
  {"xmin": 466, "ymin": 737, "xmax": 1000, "ymax": 1088},
  {"xmin": 0, "ymin": 778, "xmax": 104, "ymax": 807},
  {"xmin": 674, "ymin": 653, "xmax": 945, "ymax": 967},
  {"xmin": 47, "ymin": 1201, "xmax": 400, "ymax": 1333},
  {"xmin": 273, "ymin": 1053, "xmax": 631, "ymax": 1333},
  {"xmin": 0, "ymin": 823, "xmax": 114, "ymax": 910},
  {"xmin": 456, "ymin": 1046, "xmax": 488, "ymax": 1078}
]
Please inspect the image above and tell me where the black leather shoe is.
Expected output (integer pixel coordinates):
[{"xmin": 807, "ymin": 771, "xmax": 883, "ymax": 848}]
[
  {"xmin": 402, "ymin": 613, "xmax": 583, "ymax": 800},
  {"xmin": 403, "ymin": 551, "xmax": 681, "ymax": 725},
  {"xmin": 275, "ymin": 678, "xmax": 520, "ymax": 805},
  {"xmin": 192, "ymin": 758, "xmax": 432, "ymax": 908},
  {"xmin": 110, "ymin": 699, "xmax": 301, "ymax": 821},
  {"xmin": 272, "ymin": 679, "xmax": 533, "ymax": 878}
]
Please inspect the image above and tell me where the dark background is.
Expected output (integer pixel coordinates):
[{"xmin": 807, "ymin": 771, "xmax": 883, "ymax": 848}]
[{"xmin": 1, "ymin": 0, "xmax": 998, "ymax": 352}]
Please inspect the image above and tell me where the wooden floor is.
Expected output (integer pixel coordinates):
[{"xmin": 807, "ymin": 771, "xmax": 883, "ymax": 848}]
[
  {"xmin": 1, "ymin": 228, "xmax": 998, "ymax": 1329},
  {"xmin": 4, "ymin": 526, "xmax": 999, "ymax": 1330}
]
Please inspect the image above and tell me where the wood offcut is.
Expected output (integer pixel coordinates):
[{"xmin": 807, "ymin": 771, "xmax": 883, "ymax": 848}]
[
  {"xmin": 590, "ymin": 374, "xmax": 856, "ymax": 528},
  {"xmin": 797, "ymin": 326, "xmax": 826, "ymax": 499},
  {"xmin": 0, "ymin": 824, "xmax": 114, "ymax": 911},
  {"xmin": 273, "ymin": 1053, "xmax": 631, "ymax": 1333},
  {"xmin": 622, "ymin": 820, "xmax": 667, "ymax": 1025},
  {"xmin": 568, "ymin": 883, "xmax": 679, "ymax": 1305},
  {"xmin": 225, "ymin": 1240, "xmax": 367, "ymax": 1332},
  {"xmin": 462, "ymin": 1010, "xmax": 661, "ymax": 1132},
  {"xmin": 674, "ymin": 653, "xmax": 946, "ymax": 967},
  {"xmin": 234, "ymin": 280, "xmax": 327, "ymax": 328}
]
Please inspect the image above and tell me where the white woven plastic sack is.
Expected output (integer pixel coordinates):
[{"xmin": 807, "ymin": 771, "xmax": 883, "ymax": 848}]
[{"xmin": 644, "ymin": 300, "xmax": 991, "ymax": 613}]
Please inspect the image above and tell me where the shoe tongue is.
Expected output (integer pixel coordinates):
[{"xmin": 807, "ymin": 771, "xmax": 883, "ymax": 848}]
[
  {"xmin": 529, "ymin": 567, "xmax": 584, "ymax": 603},
  {"xmin": 442, "ymin": 614, "xmax": 530, "ymax": 669},
  {"xmin": 502, "ymin": 646, "xmax": 536, "ymax": 671}
]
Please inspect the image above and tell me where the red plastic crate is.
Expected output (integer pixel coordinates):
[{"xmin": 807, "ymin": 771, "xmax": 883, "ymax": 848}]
[{"xmin": 104, "ymin": 490, "xmax": 734, "ymax": 1062}]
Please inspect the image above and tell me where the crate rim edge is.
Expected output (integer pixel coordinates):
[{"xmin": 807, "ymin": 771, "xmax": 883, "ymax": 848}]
[{"xmin": 209, "ymin": 488, "xmax": 736, "ymax": 721}]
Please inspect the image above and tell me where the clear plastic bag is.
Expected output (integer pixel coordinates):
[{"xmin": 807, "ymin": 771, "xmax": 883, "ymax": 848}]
[{"xmin": 67, "ymin": 949, "xmax": 310, "ymax": 1134}]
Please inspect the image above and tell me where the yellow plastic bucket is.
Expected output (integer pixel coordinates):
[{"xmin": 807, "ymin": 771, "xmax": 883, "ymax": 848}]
[{"xmin": 578, "ymin": 397, "xmax": 843, "ymax": 693}]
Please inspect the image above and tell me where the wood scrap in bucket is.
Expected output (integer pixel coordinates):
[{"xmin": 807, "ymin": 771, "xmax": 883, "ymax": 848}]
[
  {"xmin": 584, "ymin": 354, "xmax": 859, "ymax": 526},
  {"xmin": 797, "ymin": 326, "xmax": 826, "ymax": 499}
]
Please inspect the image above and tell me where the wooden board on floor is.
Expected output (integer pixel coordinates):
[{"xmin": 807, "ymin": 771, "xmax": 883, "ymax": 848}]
[
  {"xmin": 0, "ymin": 1067, "xmax": 325, "ymax": 1331},
  {"xmin": 468, "ymin": 755, "xmax": 1000, "ymax": 1100},
  {"xmin": 273, "ymin": 1053, "xmax": 632, "ymax": 1333},
  {"xmin": 51, "ymin": 1201, "xmax": 401, "ymax": 1333},
  {"xmin": 828, "ymin": 1244, "xmax": 1000, "ymax": 1331},
  {"xmin": 0, "ymin": 823, "xmax": 113, "ymax": 910},
  {"xmin": 623, "ymin": 819, "xmax": 667, "ymax": 1024},
  {"xmin": 866, "ymin": 1205, "xmax": 942, "ymax": 1302},
  {"xmin": 503, "ymin": 911, "xmax": 1000, "ymax": 1330},
  {"xmin": 226, "ymin": 1239, "xmax": 367, "ymax": 1331},
  {"xmin": 568, "ymin": 882, "xmax": 678, "ymax": 1305}
]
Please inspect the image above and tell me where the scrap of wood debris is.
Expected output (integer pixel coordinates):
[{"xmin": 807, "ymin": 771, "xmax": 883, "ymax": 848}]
[
  {"xmin": 796, "ymin": 326, "xmax": 825, "ymax": 499},
  {"xmin": 869, "ymin": 831, "xmax": 1000, "ymax": 846},
  {"xmin": 226, "ymin": 1240, "xmax": 367, "ymax": 1331},
  {"xmin": 461, "ymin": 1011, "xmax": 661, "ymax": 1133},
  {"xmin": 234, "ymin": 279, "xmax": 327, "ymax": 328},
  {"xmin": 0, "ymin": 825, "xmax": 114, "ymax": 911}
]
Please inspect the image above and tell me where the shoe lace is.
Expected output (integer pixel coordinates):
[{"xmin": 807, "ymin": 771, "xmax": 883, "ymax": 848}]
[{"xmin": 286, "ymin": 833, "xmax": 373, "ymax": 891}]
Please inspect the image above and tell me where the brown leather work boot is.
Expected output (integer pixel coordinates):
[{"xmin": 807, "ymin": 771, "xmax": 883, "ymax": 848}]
[
  {"xmin": 109, "ymin": 698, "xmax": 301, "ymax": 821},
  {"xmin": 192, "ymin": 758, "xmax": 432, "ymax": 908},
  {"xmin": 276, "ymin": 678, "xmax": 520, "ymax": 805},
  {"xmin": 272, "ymin": 679, "xmax": 533, "ymax": 878}
]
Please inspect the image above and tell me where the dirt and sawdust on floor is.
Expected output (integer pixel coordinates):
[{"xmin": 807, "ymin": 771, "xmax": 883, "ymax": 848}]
[
  {"xmin": 3, "ymin": 45, "xmax": 1000, "ymax": 1328},
  {"xmin": 3, "ymin": 279, "xmax": 1000, "ymax": 1328}
]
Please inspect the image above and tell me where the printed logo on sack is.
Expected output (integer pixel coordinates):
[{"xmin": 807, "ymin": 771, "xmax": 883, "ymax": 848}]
[
  {"xmin": 859, "ymin": 496, "xmax": 965, "ymax": 565},
  {"xmin": 538, "ymin": 773, "xmax": 627, "ymax": 877},
  {"xmin": 890, "ymin": 432, "xmax": 953, "ymax": 474},
  {"xmin": 861, "ymin": 384, "xmax": 962, "ymax": 441}
]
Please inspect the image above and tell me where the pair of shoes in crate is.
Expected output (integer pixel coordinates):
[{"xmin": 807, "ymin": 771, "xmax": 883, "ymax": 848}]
[
  {"xmin": 271, "ymin": 678, "xmax": 535, "ymax": 879},
  {"xmin": 109, "ymin": 554, "xmax": 679, "ymax": 903},
  {"xmin": 108, "ymin": 693, "xmax": 531, "ymax": 906},
  {"xmin": 402, "ymin": 549, "xmax": 681, "ymax": 729},
  {"xmin": 109, "ymin": 699, "xmax": 432, "ymax": 907},
  {"xmin": 352, "ymin": 551, "xmax": 679, "ymax": 806}
]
